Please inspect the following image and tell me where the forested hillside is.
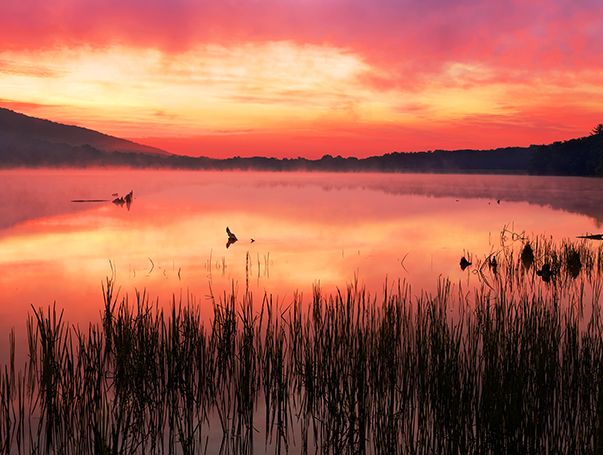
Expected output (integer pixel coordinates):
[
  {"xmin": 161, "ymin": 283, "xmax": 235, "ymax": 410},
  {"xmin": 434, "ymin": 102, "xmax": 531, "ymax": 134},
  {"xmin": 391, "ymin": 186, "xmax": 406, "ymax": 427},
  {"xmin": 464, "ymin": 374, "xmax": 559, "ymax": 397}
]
[{"xmin": 527, "ymin": 125, "xmax": 603, "ymax": 176}]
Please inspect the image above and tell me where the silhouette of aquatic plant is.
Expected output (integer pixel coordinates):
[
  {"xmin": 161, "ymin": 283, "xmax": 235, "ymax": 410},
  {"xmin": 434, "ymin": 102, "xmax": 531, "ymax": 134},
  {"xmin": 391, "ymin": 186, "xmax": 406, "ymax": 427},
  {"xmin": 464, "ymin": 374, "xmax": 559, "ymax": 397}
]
[{"xmin": 3, "ymin": 235, "xmax": 603, "ymax": 453}]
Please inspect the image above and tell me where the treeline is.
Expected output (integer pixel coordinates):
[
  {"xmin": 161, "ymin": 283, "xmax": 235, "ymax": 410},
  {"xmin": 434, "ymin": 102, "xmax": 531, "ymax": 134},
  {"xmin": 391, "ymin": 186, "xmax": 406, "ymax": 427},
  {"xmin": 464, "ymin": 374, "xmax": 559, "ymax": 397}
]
[
  {"xmin": 527, "ymin": 126, "xmax": 603, "ymax": 176},
  {"xmin": 2, "ymin": 127, "xmax": 603, "ymax": 174},
  {"xmin": 0, "ymin": 136, "xmax": 537, "ymax": 173}
]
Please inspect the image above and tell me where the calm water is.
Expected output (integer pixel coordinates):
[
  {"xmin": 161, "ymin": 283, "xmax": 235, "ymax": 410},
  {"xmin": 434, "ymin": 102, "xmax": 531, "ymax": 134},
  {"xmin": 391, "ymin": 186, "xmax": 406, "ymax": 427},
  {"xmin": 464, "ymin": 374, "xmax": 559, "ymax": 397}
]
[{"xmin": 1, "ymin": 169, "xmax": 603, "ymax": 361}]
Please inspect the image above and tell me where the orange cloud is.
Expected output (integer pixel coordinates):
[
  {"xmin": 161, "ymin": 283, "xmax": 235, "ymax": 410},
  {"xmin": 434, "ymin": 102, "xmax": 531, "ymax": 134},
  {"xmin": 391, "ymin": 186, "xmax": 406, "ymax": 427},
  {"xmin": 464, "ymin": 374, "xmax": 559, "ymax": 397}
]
[{"xmin": 0, "ymin": 0, "xmax": 602, "ymax": 157}]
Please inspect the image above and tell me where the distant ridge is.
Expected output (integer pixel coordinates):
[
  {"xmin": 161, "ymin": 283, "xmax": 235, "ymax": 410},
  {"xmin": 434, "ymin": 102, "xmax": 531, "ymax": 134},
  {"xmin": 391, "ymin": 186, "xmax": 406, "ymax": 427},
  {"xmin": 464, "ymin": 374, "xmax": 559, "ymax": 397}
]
[
  {"xmin": 0, "ymin": 107, "xmax": 170, "ymax": 156},
  {"xmin": 1, "ymin": 106, "xmax": 601, "ymax": 176}
]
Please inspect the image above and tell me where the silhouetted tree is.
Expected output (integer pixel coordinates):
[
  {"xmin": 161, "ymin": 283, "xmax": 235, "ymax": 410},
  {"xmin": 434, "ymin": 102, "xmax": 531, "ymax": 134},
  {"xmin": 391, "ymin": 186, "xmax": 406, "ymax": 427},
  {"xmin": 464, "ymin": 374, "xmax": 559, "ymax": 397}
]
[
  {"xmin": 527, "ymin": 132, "xmax": 603, "ymax": 176},
  {"xmin": 591, "ymin": 124, "xmax": 603, "ymax": 136}
]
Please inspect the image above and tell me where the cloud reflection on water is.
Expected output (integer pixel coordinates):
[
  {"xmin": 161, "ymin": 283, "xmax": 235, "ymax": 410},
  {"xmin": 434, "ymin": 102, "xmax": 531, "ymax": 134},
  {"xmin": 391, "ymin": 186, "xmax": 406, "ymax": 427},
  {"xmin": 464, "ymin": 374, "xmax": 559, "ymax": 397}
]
[{"xmin": 0, "ymin": 169, "xmax": 601, "ymax": 353}]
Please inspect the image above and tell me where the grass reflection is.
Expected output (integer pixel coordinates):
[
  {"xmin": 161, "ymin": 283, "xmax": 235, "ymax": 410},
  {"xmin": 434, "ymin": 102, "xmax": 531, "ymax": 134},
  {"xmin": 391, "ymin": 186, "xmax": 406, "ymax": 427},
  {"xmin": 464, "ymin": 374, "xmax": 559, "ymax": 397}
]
[{"xmin": 2, "ymin": 234, "xmax": 603, "ymax": 454}]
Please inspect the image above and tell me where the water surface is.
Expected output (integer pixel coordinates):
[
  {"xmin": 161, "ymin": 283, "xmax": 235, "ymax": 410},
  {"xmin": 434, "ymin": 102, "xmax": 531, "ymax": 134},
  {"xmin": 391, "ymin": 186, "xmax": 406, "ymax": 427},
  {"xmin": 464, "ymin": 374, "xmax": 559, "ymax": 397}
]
[{"xmin": 1, "ymin": 170, "xmax": 602, "ymax": 360}]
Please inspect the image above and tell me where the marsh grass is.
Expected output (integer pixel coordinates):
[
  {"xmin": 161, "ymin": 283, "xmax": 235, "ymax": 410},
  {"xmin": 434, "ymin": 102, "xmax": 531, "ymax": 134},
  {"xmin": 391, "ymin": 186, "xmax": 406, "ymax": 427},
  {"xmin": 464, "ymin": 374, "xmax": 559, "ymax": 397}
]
[{"xmin": 2, "ymin": 234, "xmax": 603, "ymax": 454}]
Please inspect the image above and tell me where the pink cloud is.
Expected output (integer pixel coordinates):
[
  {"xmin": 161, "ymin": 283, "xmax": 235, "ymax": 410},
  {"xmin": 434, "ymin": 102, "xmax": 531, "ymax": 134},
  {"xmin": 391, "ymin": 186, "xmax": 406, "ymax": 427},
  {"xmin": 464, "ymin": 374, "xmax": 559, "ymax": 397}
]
[
  {"xmin": 1, "ymin": 0, "xmax": 601, "ymax": 81},
  {"xmin": 2, "ymin": 0, "xmax": 602, "ymax": 155},
  {"xmin": 131, "ymin": 84, "xmax": 603, "ymax": 159},
  {"xmin": 0, "ymin": 59, "xmax": 66, "ymax": 78}
]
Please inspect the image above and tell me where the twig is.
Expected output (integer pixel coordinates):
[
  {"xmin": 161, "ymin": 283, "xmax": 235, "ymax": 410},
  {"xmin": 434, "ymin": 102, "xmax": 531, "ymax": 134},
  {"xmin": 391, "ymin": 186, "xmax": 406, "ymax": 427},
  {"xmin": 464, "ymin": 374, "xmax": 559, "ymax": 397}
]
[{"xmin": 147, "ymin": 258, "xmax": 155, "ymax": 276}]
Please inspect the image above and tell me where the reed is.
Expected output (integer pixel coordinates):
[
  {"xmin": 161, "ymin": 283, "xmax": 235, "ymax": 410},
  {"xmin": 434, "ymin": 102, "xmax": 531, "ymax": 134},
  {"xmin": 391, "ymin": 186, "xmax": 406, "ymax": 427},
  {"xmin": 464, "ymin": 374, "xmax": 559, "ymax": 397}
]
[{"xmin": 2, "ymin": 234, "xmax": 603, "ymax": 454}]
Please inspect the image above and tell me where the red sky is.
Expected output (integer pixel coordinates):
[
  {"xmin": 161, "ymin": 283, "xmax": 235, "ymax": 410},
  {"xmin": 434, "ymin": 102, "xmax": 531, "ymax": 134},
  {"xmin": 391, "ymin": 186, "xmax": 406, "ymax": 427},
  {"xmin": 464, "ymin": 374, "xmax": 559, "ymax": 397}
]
[{"xmin": 1, "ymin": 0, "xmax": 602, "ymax": 159}]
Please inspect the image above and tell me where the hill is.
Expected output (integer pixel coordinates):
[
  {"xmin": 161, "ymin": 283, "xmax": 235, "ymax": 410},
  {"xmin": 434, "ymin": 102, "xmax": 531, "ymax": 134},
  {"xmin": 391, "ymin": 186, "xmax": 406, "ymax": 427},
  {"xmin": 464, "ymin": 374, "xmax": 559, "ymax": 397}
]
[{"xmin": 0, "ymin": 107, "xmax": 169, "ymax": 158}]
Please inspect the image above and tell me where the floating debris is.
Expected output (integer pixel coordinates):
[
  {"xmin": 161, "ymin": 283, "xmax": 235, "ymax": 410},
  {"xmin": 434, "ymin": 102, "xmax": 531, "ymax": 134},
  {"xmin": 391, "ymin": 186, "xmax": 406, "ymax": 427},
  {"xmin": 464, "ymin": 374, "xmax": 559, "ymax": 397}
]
[
  {"xmin": 71, "ymin": 199, "xmax": 110, "ymax": 203},
  {"xmin": 124, "ymin": 190, "xmax": 133, "ymax": 211},
  {"xmin": 112, "ymin": 190, "xmax": 134, "ymax": 210},
  {"xmin": 460, "ymin": 257, "xmax": 472, "ymax": 271},
  {"xmin": 577, "ymin": 234, "xmax": 603, "ymax": 240},
  {"xmin": 226, "ymin": 227, "xmax": 238, "ymax": 248}
]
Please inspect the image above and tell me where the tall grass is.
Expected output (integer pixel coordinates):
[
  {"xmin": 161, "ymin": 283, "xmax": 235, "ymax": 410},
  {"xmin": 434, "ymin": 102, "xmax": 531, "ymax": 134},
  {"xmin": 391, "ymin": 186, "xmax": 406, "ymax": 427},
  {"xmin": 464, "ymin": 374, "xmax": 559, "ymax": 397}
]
[{"xmin": 2, "ymin": 234, "xmax": 603, "ymax": 454}]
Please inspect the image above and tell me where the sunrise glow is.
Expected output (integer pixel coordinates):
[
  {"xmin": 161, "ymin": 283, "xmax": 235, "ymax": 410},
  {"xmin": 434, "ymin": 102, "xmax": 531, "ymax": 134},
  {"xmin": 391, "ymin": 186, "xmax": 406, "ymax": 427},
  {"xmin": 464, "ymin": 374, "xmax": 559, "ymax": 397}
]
[{"xmin": 1, "ymin": 0, "xmax": 602, "ymax": 158}]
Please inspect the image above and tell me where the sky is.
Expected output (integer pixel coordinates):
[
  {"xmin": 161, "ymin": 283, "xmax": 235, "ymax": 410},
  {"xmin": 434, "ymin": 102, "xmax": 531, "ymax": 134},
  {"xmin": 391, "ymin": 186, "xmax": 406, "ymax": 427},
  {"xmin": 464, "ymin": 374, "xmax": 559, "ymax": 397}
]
[{"xmin": 1, "ymin": 0, "xmax": 602, "ymax": 159}]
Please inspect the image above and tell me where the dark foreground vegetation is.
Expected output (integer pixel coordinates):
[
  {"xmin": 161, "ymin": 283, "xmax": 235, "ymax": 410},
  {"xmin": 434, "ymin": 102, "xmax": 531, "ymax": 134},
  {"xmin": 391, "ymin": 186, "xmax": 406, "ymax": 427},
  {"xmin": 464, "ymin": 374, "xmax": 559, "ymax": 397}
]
[{"xmin": 2, "ymin": 233, "xmax": 603, "ymax": 454}]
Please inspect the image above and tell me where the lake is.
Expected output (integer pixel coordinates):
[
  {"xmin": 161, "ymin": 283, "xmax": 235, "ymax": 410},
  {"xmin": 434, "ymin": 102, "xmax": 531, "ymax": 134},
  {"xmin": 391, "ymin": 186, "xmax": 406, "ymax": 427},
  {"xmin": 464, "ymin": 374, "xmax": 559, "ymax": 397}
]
[
  {"xmin": 1, "ymin": 169, "xmax": 603, "ymax": 358},
  {"xmin": 2, "ymin": 169, "xmax": 603, "ymax": 454}
]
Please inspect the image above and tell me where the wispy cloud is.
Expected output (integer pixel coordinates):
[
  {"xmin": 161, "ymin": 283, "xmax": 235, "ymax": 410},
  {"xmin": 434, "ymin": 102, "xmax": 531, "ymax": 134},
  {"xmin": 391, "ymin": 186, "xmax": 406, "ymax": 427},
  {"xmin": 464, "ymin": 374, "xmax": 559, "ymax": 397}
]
[
  {"xmin": 0, "ymin": 99, "xmax": 63, "ymax": 112},
  {"xmin": 0, "ymin": 59, "xmax": 66, "ymax": 78},
  {"xmin": 0, "ymin": 0, "xmax": 601, "ymax": 157}
]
